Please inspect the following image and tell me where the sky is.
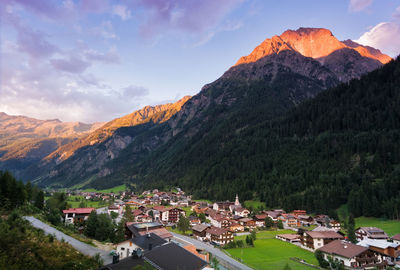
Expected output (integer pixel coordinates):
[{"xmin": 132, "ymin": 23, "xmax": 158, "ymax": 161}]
[{"xmin": 1, "ymin": 0, "xmax": 399, "ymax": 123}]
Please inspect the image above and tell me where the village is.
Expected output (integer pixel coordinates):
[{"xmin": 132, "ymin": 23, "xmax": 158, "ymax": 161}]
[{"xmin": 59, "ymin": 188, "xmax": 400, "ymax": 270}]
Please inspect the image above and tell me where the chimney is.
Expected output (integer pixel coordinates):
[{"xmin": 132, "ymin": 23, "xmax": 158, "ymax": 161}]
[{"xmin": 148, "ymin": 243, "xmax": 153, "ymax": 250}]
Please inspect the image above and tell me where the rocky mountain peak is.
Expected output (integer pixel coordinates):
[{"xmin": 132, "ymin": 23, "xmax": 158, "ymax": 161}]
[{"xmin": 235, "ymin": 27, "xmax": 391, "ymax": 66}]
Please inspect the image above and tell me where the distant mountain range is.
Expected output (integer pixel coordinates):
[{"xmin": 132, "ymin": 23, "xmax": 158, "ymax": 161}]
[{"xmin": 0, "ymin": 27, "xmax": 395, "ymax": 209}]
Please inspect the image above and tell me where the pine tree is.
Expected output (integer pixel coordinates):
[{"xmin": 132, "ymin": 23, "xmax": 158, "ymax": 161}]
[
  {"xmin": 265, "ymin": 217, "xmax": 273, "ymax": 228},
  {"xmin": 123, "ymin": 205, "xmax": 134, "ymax": 222},
  {"xmin": 34, "ymin": 191, "xmax": 44, "ymax": 210},
  {"xmin": 347, "ymin": 214, "xmax": 357, "ymax": 244},
  {"xmin": 177, "ymin": 214, "xmax": 190, "ymax": 234},
  {"xmin": 84, "ymin": 211, "xmax": 98, "ymax": 238},
  {"xmin": 25, "ymin": 181, "xmax": 32, "ymax": 202}
]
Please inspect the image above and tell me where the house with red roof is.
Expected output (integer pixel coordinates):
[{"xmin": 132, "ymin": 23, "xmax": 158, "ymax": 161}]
[{"xmin": 62, "ymin": 208, "xmax": 95, "ymax": 225}]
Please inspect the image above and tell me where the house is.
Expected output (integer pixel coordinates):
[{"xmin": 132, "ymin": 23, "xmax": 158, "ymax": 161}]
[
  {"xmin": 356, "ymin": 227, "xmax": 389, "ymax": 241},
  {"xmin": 192, "ymin": 224, "xmax": 210, "ymax": 241},
  {"xmin": 62, "ymin": 208, "xmax": 95, "ymax": 225},
  {"xmin": 213, "ymin": 201, "xmax": 234, "ymax": 211},
  {"xmin": 266, "ymin": 210, "xmax": 283, "ymax": 221},
  {"xmin": 108, "ymin": 205, "xmax": 121, "ymax": 215},
  {"xmin": 158, "ymin": 207, "xmax": 185, "ymax": 223},
  {"xmin": 209, "ymin": 214, "xmax": 230, "ymax": 228},
  {"xmin": 125, "ymin": 222, "xmax": 172, "ymax": 240},
  {"xmin": 329, "ymin": 220, "xmax": 341, "ymax": 231},
  {"xmin": 358, "ymin": 239, "xmax": 400, "ymax": 266},
  {"xmin": 192, "ymin": 204, "xmax": 209, "ymax": 214},
  {"xmin": 292, "ymin": 210, "xmax": 307, "ymax": 216},
  {"xmin": 302, "ymin": 231, "xmax": 344, "ymax": 250},
  {"xmin": 392, "ymin": 234, "xmax": 400, "ymax": 245},
  {"xmin": 103, "ymin": 242, "xmax": 208, "ymax": 270},
  {"xmin": 254, "ymin": 214, "xmax": 267, "ymax": 227},
  {"xmin": 318, "ymin": 240, "xmax": 384, "ymax": 269},
  {"xmin": 206, "ymin": 227, "xmax": 234, "ymax": 246},
  {"xmin": 183, "ymin": 245, "xmax": 209, "ymax": 263},
  {"xmin": 233, "ymin": 207, "xmax": 250, "ymax": 217},
  {"xmin": 115, "ymin": 233, "xmax": 167, "ymax": 259},
  {"xmin": 276, "ymin": 234, "xmax": 301, "ymax": 243},
  {"xmin": 229, "ymin": 222, "xmax": 244, "ymax": 233},
  {"xmin": 297, "ymin": 215, "xmax": 314, "ymax": 226},
  {"xmin": 279, "ymin": 214, "xmax": 300, "ymax": 227},
  {"xmin": 188, "ymin": 215, "xmax": 201, "ymax": 226},
  {"xmin": 314, "ymin": 214, "xmax": 330, "ymax": 226},
  {"xmin": 239, "ymin": 218, "xmax": 256, "ymax": 230}
]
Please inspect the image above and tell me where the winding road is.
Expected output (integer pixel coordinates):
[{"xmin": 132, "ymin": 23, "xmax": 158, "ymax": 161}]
[
  {"xmin": 24, "ymin": 216, "xmax": 112, "ymax": 265},
  {"xmin": 171, "ymin": 232, "xmax": 253, "ymax": 270}
]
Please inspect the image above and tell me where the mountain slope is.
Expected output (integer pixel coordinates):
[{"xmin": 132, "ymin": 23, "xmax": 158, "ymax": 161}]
[
  {"xmin": 65, "ymin": 27, "xmax": 391, "ymax": 189},
  {"xmin": 32, "ymin": 96, "xmax": 191, "ymax": 188},
  {"xmin": 135, "ymin": 56, "xmax": 400, "ymax": 219},
  {"xmin": 0, "ymin": 113, "xmax": 103, "ymax": 177},
  {"xmin": 20, "ymin": 27, "xmax": 392, "ymax": 195}
]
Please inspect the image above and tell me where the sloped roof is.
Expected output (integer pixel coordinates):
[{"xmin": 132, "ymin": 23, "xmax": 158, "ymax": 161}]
[
  {"xmin": 318, "ymin": 240, "xmax": 367, "ymax": 259},
  {"xmin": 131, "ymin": 233, "xmax": 167, "ymax": 251},
  {"xmin": 192, "ymin": 224, "xmax": 209, "ymax": 233},
  {"xmin": 206, "ymin": 227, "xmax": 229, "ymax": 236},
  {"xmin": 145, "ymin": 243, "xmax": 208, "ymax": 270},
  {"xmin": 392, "ymin": 234, "xmax": 400, "ymax": 241},
  {"xmin": 306, "ymin": 231, "xmax": 344, "ymax": 239},
  {"xmin": 62, "ymin": 208, "xmax": 95, "ymax": 214}
]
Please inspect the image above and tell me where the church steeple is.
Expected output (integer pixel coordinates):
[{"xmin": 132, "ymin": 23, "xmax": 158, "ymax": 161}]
[{"xmin": 235, "ymin": 194, "xmax": 240, "ymax": 206}]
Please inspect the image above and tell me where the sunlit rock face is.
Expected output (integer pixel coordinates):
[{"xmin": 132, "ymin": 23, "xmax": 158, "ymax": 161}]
[{"xmin": 235, "ymin": 27, "xmax": 391, "ymax": 66}]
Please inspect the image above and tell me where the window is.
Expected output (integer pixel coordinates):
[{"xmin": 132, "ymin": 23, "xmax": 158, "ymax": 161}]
[{"xmin": 121, "ymin": 247, "xmax": 125, "ymax": 250}]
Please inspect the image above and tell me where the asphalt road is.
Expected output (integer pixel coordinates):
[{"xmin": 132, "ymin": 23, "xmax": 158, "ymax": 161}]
[
  {"xmin": 171, "ymin": 232, "xmax": 253, "ymax": 270},
  {"xmin": 24, "ymin": 216, "xmax": 112, "ymax": 265}
]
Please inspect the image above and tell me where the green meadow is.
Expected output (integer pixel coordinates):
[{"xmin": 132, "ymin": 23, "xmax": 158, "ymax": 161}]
[
  {"xmin": 355, "ymin": 217, "xmax": 400, "ymax": 236},
  {"xmin": 226, "ymin": 230, "xmax": 318, "ymax": 270}
]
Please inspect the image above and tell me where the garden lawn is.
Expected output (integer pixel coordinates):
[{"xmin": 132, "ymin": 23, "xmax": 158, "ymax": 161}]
[
  {"xmin": 66, "ymin": 195, "xmax": 106, "ymax": 209},
  {"xmin": 355, "ymin": 217, "xmax": 400, "ymax": 236},
  {"xmin": 226, "ymin": 238, "xmax": 318, "ymax": 270},
  {"xmin": 234, "ymin": 230, "xmax": 294, "ymax": 241},
  {"xmin": 81, "ymin": 184, "xmax": 126, "ymax": 193},
  {"xmin": 244, "ymin": 200, "xmax": 266, "ymax": 210}
]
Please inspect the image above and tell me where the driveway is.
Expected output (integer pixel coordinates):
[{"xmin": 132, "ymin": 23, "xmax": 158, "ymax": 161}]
[
  {"xmin": 170, "ymin": 232, "xmax": 253, "ymax": 270},
  {"xmin": 24, "ymin": 216, "xmax": 112, "ymax": 265}
]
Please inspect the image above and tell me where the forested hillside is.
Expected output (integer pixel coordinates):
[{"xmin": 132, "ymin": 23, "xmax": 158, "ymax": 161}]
[
  {"xmin": 0, "ymin": 171, "xmax": 102, "ymax": 269},
  {"xmin": 134, "ymin": 57, "xmax": 400, "ymax": 219}
]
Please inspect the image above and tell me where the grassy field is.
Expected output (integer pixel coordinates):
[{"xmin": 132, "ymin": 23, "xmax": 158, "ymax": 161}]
[
  {"xmin": 244, "ymin": 200, "xmax": 266, "ymax": 210},
  {"xmin": 227, "ymin": 237, "xmax": 317, "ymax": 270},
  {"xmin": 81, "ymin": 184, "xmax": 126, "ymax": 193},
  {"xmin": 66, "ymin": 195, "xmax": 108, "ymax": 209},
  {"xmin": 192, "ymin": 199, "xmax": 213, "ymax": 204},
  {"xmin": 337, "ymin": 204, "xmax": 399, "ymax": 236},
  {"xmin": 355, "ymin": 217, "xmax": 400, "ymax": 236}
]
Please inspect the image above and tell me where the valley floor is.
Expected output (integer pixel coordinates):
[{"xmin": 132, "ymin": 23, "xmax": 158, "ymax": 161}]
[{"xmin": 226, "ymin": 230, "xmax": 318, "ymax": 270}]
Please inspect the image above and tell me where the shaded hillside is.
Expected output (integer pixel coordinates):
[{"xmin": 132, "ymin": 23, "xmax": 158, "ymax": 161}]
[
  {"xmin": 33, "ymin": 97, "xmax": 191, "ymax": 187},
  {"xmin": 27, "ymin": 28, "xmax": 391, "ymax": 193},
  {"xmin": 0, "ymin": 113, "xmax": 103, "ymax": 178},
  {"xmin": 136, "ymin": 57, "xmax": 400, "ymax": 219},
  {"xmin": 78, "ymin": 28, "xmax": 390, "ymax": 189}
]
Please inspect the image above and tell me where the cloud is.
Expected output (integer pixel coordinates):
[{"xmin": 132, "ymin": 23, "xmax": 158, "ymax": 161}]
[
  {"xmin": 393, "ymin": 6, "xmax": 400, "ymax": 20},
  {"xmin": 50, "ymin": 56, "xmax": 91, "ymax": 74},
  {"xmin": 132, "ymin": 0, "xmax": 244, "ymax": 40},
  {"xmin": 355, "ymin": 22, "xmax": 400, "ymax": 58},
  {"xmin": 112, "ymin": 5, "xmax": 131, "ymax": 21},
  {"xmin": 84, "ymin": 48, "xmax": 120, "ymax": 64},
  {"xmin": 348, "ymin": 0, "xmax": 373, "ymax": 12},
  {"xmin": 90, "ymin": 21, "xmax": 118, "ymax": 39},
  {"xmin": 122, "ymin": 85, "xmax": 150, "ymax": 98},
  {"xmin": 1, "ymin": 44, "xmax": 149, "ymax": 122},
  {"xmin": 0, "ymin": 8, "xmax": 135, "ymax": 123}
]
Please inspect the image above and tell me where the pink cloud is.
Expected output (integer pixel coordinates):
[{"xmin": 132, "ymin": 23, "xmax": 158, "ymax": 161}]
[
  {"xmin": 348, "ymin": 0, "xmax": 373, "ymax": 12},
  {"xmin": 131, "ymin": 0, "xmax": 244, "ymax": 39}
]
